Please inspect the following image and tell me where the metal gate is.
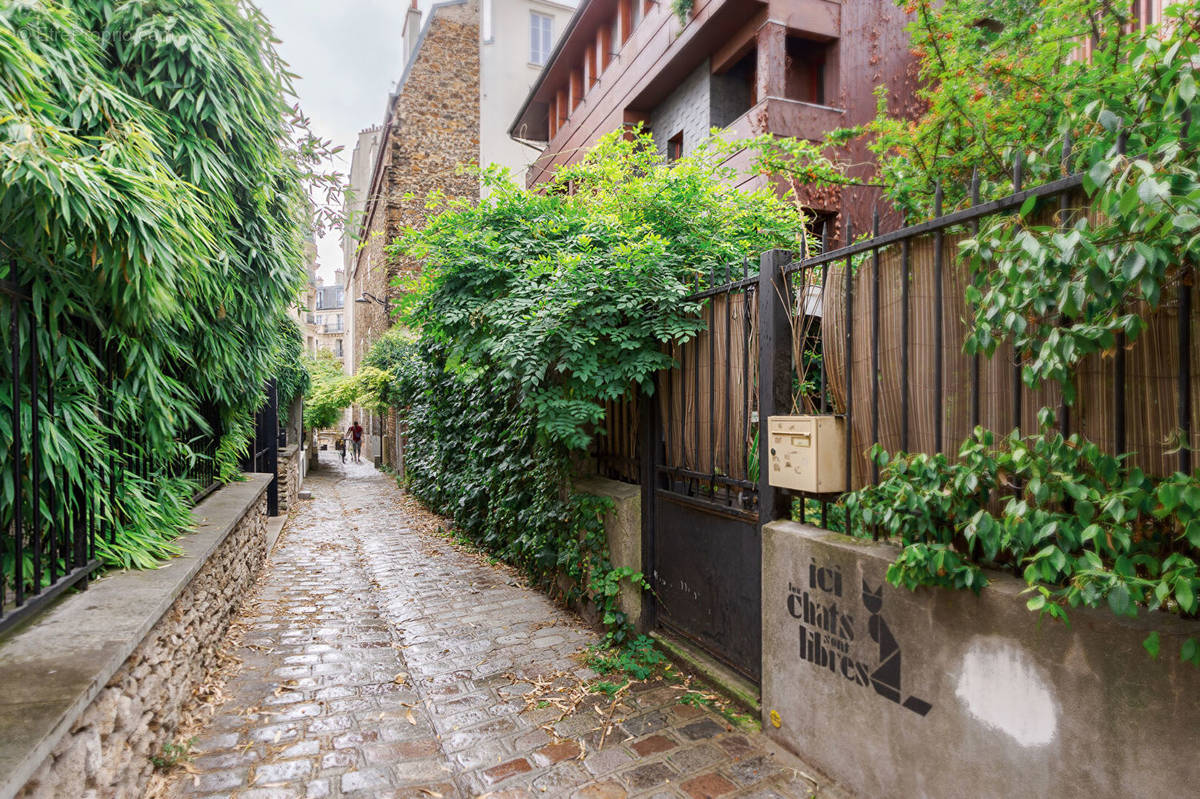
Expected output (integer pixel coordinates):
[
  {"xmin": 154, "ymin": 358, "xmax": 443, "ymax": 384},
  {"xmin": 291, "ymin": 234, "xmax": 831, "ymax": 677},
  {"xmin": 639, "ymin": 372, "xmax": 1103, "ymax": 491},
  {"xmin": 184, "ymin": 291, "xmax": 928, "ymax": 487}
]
[
  {"xmin": 642, "ymin": 253, "xmax": 793, "ymax": 683},
  {"xmin": 243, "ymin": 379, "xmax": 279, "ymax": 516}
]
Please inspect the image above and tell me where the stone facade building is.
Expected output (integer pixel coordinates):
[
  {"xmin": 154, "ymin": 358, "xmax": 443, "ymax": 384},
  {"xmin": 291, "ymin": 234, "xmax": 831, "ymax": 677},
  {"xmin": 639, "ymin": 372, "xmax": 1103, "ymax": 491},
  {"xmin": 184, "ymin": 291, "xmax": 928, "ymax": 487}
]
[
  {"xmin": 345, "ymin": 0, "xmax": 481, "ymax": 464},
  {"xmin": 343, "ymin": 0, "xmax": 578, "ymax": 467},
  {"xmin": 508, "ymin": 0, "xmax": 922, "ymax": 235}
]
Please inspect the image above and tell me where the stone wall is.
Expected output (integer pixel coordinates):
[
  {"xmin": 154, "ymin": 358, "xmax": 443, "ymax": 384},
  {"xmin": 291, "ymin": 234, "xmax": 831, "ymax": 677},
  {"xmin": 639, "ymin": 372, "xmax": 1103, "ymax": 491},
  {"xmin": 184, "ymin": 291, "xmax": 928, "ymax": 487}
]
[
  {"xmin": 276, "ymin": 444, "xmax": 300, "ymax": 514},
  {"xmin": 573, "ymin": 476, "xmax": 644, "ymax": 629},
  {"xmin": 762, "ymin": 520, "xmax": 1200, "ymax": 799},
  {"xmin": 348, "ymin": 0, "xmax": 479, "ymax": 378},
  {"xmin": 6, "ymin": 480, "xmax": 271, "ymax": 799}
]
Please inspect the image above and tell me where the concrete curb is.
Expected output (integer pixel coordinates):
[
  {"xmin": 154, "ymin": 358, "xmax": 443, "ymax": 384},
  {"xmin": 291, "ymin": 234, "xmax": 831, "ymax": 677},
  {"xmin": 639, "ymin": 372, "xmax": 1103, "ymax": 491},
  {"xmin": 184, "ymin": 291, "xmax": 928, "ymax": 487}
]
[{"xmin": 0, "ymin": 474, "xmax": 272, "ymax": 799}]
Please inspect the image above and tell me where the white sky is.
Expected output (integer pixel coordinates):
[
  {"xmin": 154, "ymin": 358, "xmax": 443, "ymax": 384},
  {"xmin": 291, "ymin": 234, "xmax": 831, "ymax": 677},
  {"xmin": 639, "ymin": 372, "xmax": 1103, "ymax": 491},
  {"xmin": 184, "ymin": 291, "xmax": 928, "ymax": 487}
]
[{"xmin": 255, "ymin": 0, "xmax": 436, "ymax": 283}]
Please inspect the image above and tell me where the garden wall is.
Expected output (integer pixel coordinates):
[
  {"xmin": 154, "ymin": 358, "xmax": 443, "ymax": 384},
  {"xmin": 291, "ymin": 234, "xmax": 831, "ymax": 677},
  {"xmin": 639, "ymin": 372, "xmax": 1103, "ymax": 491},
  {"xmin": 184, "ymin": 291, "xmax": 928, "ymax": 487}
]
[
  {"xmin": 762, "ymin": 520, "xmax": 1200, "ymax": 799},
  {"xmin": 277, "ymin": 443, "xmax": 300, "ymax": 513},
  {"xmin": 0, "ymin": 474, "xmax": 273, "ymax": 799}
]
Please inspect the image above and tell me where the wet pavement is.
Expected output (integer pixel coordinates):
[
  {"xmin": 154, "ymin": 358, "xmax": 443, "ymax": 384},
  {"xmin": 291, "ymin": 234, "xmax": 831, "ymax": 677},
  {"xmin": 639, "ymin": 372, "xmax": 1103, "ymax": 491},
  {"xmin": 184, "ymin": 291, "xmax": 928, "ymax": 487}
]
[{"xmin": 166, "ymin": 452, "xmax": 847, "ymax": 799}]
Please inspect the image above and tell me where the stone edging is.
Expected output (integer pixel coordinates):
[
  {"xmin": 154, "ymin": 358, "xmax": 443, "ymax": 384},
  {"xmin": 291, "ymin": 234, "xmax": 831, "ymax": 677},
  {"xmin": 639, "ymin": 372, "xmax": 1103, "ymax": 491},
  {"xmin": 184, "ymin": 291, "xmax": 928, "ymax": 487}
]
[{"xmin": 0, "ymin": 473, "xmax": 273, "ymax": 799}]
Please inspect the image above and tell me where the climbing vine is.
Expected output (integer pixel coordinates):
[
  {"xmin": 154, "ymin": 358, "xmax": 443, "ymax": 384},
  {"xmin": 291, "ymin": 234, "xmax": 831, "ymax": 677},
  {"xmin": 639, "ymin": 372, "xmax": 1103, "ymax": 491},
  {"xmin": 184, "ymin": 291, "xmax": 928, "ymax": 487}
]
[
  {"xmin": 391, "ymin": 130, "xmax": 801, "ymax": 641},
  {"xmin": 843, "ymin": 1, "xmax": 1200, "ymax": 663}
]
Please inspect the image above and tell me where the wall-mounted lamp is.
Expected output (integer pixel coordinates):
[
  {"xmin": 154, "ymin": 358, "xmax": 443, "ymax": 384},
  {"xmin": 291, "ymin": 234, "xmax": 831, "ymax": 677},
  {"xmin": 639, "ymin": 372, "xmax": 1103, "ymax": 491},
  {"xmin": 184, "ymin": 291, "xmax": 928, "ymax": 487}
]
[{"xmin": 355, "ymin": 292, "xmax": 389, "ymax": 308}]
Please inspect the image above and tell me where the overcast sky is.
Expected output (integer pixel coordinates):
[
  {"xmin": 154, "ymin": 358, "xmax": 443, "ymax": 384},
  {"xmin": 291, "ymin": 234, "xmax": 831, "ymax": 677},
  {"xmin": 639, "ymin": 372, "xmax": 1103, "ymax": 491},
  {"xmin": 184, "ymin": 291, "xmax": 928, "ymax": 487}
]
[{"xmin": 255, "ymin": 0, "xmax": 436, "ymax": 282}]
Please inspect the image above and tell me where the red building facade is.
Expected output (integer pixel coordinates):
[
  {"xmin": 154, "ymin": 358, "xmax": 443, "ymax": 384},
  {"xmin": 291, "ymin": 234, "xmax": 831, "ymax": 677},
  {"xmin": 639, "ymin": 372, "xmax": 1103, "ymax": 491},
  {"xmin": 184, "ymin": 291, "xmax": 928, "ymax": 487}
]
[{"xmin": 509, "ymin": 0, "xmax": 921, "ymax": 235}]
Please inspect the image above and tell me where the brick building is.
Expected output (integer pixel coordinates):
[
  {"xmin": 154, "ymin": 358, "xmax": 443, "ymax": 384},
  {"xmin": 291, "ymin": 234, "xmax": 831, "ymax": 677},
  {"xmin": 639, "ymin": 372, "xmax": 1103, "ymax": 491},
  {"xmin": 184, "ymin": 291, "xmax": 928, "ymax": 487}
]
[{"xmin": 508, "ymin": 0, "xmax": 921, "ymax": 234}]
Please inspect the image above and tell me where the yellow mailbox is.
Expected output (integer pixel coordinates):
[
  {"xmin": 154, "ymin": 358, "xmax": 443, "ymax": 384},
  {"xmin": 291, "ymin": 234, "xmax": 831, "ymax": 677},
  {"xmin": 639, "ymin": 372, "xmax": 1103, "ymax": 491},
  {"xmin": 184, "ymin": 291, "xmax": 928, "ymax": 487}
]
[{"xmin": 766, "ymin": 415, "xmax": 846, "ymax": 494}]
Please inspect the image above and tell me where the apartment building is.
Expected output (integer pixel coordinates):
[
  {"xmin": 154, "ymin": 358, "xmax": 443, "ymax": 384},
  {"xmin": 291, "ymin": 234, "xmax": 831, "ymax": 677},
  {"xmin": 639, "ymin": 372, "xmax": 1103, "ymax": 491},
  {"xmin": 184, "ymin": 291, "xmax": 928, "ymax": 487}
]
[{"xmin": 509, "ymin": 0, "xmax": 920, "ymax": 234}]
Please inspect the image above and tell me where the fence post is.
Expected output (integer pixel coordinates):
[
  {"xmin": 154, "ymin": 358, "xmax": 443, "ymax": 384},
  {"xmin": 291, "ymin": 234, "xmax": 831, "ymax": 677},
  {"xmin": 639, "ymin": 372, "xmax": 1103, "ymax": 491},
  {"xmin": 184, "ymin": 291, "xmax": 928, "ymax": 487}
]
[
  {"xmin": 638, "ymin": 390, "xmax": 657, "ymax": 633},
  {"xmin": 758, "ymin": 250, "xmax": 792, "ymax": 525},
  {"xmin": 266, "ymin": 379, "xmax": 279, "ymax": 517}
]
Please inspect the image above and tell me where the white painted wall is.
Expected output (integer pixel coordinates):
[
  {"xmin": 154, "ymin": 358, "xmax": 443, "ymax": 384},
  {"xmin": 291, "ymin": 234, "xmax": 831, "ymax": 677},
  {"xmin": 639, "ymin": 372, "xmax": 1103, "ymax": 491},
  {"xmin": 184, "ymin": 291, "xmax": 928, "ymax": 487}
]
[{"xmin": 480, "ymin": 0, "xmax": 578, "ymax": 193}]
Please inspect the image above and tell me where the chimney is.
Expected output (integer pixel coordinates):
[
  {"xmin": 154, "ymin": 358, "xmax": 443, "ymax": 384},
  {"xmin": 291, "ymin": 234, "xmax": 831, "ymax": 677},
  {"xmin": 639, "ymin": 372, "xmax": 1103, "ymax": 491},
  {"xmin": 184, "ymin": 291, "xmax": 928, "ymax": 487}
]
[
  {"xmin": 403, "ymin": 0, "xmax": 422, "ymax": 64},
  {"xmin": 334, "ymin": 268, "xmax": 344, "ymax": 287}
]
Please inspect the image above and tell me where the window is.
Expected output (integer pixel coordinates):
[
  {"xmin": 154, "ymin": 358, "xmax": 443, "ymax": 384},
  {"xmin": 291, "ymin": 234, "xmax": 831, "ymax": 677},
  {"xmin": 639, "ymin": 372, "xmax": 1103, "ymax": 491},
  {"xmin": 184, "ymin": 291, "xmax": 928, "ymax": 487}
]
[
  {"xmin": 667, "ymin": 131, "xmax": 683, "ymax": 162},
  {"xmin": 530, "ymin": 13, "xmax": 552, "ymax": 65}
]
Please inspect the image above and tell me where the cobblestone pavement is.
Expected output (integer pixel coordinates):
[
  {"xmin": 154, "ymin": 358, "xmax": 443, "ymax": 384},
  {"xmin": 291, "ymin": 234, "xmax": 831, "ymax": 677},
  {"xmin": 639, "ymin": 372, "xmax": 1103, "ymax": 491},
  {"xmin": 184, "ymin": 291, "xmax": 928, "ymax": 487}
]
[{"xmin": 166, "ymin": 453, "xmax": 849, "ymax": 799}]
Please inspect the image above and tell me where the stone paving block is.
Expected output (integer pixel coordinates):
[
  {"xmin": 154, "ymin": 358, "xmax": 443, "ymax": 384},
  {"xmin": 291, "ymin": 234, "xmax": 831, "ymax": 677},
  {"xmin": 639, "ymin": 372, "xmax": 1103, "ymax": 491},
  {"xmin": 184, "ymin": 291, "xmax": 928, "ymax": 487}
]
[
  {"xmin": 574, "ymin": 780, "xmax": 630, "ymax": 799},
  {"xmin": 339, "ymin": 767, "xmax": 392, "ymax": 792},
  {"xmin": 482, "ymin": 756, "xmax": 533, "ymax": 784},
  {"xmin": 624, "ymin": 761, "xmax": 678, "ymax": 791},
  {"xmin": 668, "ymin": 743, "xmax": 725, "ymax": 773},
  {"xmin": 251, "ymin": 758, "xmax": 314, "ymax": 785},
  {"xmin": 679, "ymin": 772, "xmax": 738, "ymax": 799},
  {"xmin": 677, "ymin": 719, "xmax": 726, "ymax": 741},
  {"xmin": 631, "ymin": 734, "xmax": 678, "ymax": 757},
  {"xmin": 723, "ymin": 754, "xmax": 784, "ymax": 787}
]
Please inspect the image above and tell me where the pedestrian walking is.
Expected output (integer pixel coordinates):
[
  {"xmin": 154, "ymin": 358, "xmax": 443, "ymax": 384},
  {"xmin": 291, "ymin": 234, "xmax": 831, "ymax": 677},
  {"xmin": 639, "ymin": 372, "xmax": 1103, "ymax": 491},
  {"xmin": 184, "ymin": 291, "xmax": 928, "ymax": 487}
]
[{"xmin": 345, "ymin": 420, "xmax": 364, "ymax": 464}]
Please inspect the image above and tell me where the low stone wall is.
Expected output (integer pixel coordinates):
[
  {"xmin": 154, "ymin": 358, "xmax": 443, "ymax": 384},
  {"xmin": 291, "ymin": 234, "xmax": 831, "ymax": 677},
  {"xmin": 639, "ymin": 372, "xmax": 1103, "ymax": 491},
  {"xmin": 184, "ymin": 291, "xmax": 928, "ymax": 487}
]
[
  {"xmin": 762, "ymin": 520, "xmax": 1200, "ymax": 798},
  {"xmin": 574, "ymin": 476, "xmax": 643, "ymax": 629},
  {"xmin": 276, "ymin": 444, "xmax": 300, "ymax": 514},
  {"xmin": 0, "ymin": 475, "xmax": 273, "ymax": 799}
]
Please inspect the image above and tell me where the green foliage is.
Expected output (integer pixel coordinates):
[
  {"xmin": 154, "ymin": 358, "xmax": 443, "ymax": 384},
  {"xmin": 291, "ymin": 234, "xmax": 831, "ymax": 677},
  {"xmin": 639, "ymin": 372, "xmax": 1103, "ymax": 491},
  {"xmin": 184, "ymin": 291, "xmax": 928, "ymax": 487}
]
[
  {"xmin": 587, "ymin": 635, "xmax": 668, "ymax": 681},
  {"xmin": 276, "ymin": 317, "xmax": 311, "ymax": 411},
  {"xmin": 833, "ymin": 1, "xmax": 1200, "ymax": 665},
  {"xmin": 670, "ymin": 0, "xmax": 694, "ymax": 27},
  {"xmin": 1, "ymin": 0, "xmax": 320, "ymax": 574},
  {"xmin": 362, "ymin": 327, "xmax": 422, "ymax": 408},
  {"xmin": 151, "ymin": 737, "xmax": 197, "ymax": 771},
  {"xmin": 396, "ymin": 129, "xmax": 799, "ymax": 451},
  {"xmin": 848, "ymin": 410, "xmax": 1200, "ymax": 664},
  {"xmin": 301, "ymin": 347, "xmax": 396, "ymax": 430},
  {"xmin": 395, "ymin": 129, "xmax": 799, "ymax": 642},
  {"xmin": 962, "ymin": 8, "xmax": 1200, "ymax": 401},
  {"xmin": 871, "ymin": 0, "xmax": 1174, "ymax": 217}
]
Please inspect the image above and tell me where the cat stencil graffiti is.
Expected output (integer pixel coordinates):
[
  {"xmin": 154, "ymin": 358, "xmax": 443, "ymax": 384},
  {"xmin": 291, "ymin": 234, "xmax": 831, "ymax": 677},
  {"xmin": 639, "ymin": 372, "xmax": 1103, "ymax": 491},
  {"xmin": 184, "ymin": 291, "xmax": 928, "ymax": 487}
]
[{"xmin": 786, "ymin": 560, "xmax": 931, "ymax": 716}]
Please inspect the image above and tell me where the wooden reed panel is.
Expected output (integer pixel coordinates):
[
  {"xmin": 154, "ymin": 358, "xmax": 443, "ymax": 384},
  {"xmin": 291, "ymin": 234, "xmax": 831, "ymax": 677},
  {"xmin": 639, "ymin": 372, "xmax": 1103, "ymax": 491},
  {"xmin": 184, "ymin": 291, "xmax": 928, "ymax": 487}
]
[
  {"xmin": 823, "ymin": 231, "xmax": 1198, "ymax": 487},
  {"xmin": 659, "ymin": 291, "xmax": 758, "ymax": 482},
  {"xmin": 595, "ymin": 392, "xmax": 640, "ymax": 483}
]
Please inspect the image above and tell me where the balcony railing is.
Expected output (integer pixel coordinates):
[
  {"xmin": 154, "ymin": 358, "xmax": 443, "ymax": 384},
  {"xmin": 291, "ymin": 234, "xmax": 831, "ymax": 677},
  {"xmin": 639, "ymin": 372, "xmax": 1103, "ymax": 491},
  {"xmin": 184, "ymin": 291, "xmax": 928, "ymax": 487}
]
[{"xmin": 323, "ymin": 323, "xmax": 344, "ymax": 334}]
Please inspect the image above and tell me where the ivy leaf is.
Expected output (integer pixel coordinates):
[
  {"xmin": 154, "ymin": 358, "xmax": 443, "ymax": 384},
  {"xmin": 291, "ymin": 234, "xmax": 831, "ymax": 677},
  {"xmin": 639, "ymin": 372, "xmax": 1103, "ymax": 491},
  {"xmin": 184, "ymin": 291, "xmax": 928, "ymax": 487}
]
[
  {"xmin": 1143, "ymin": 631, "xmax": 1160, "ymax": 659},
  {"xmin": 1183, "ymin": 638, "xmax": 1200, "ymax": 666},
  {"xmin": 1107, "ymin": 584, "xmax": 1131, "ymax": 616}
]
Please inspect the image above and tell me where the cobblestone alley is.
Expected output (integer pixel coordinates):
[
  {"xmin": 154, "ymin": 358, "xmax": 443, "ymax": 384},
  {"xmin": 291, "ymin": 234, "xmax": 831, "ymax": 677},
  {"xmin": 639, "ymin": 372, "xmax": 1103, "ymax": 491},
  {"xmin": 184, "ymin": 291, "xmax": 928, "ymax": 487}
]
[{"xmin": 164, "ymin": 454, "xmax": 847, "ymax": 799}]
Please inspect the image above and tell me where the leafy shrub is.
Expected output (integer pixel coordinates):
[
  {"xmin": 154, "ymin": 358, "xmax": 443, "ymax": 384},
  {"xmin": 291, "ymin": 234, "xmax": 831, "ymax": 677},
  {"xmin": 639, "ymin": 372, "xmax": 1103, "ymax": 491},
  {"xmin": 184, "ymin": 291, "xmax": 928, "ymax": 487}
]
[
  {"xmin": 849, "ymin": 411, "xmax": 1200, "ymax": 663},
  {"xmin": 1, "ymin": 1, "xmax": 320, "ymax": 572},
  {"xmin": 841, "ymin": 2, "xmax": 1200, "ymax": 663},
  {"xmin": 393, "ymin": 130, "xmax": 802, "ymax": 641}
]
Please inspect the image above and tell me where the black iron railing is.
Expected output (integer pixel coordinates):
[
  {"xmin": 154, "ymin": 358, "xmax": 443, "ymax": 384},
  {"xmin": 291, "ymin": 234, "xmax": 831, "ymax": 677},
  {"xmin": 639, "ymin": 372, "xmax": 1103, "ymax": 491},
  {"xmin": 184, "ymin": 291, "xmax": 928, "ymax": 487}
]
[
  {"xmin": 782, "ymin": 157, "xmax": 1196, "ymax": 529},
  {"xmin": 2, "ymin": 280, "xmax": 102, "ymax": 634},
  {"xmin": 243, "ymin": 379, "xmax": 279, "ymax": 516},
  {"xmin": 2, "ymin": 279, "xmax": 227, "ymax": 634}
]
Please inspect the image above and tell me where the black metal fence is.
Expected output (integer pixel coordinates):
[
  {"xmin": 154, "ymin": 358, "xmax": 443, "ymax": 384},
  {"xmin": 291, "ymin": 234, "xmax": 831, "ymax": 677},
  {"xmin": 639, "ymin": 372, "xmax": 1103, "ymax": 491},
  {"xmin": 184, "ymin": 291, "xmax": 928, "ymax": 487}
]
[
  {"xmin": 2, "ymin": 280, "xmax": 103, "ymax": 634},
  {"xmin": 2, "ymin": 280, "xmax": 227, "ymax": 634},
  {"xmin": 654, "ymin": 261, "xmax": 763, "ymax": 515},
  {"xmin": 243, "ymin": 379, "xmax": 279, "ymax": 517},
  {"xmin": 781, "ymin": 159, "xmax": 1197, "ymax": 529}
]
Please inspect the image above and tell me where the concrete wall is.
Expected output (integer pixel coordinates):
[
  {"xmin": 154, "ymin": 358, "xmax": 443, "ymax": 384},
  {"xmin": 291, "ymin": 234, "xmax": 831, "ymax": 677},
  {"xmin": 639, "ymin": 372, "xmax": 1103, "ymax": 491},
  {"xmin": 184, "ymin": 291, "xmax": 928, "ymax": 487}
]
[
  {"xmin": 481, "ymin": 0, "xmax": 578, "ymax": 191},
  {"xmin": 762, "ymin": 520, "xmax": 1200, "ymax": 799},
  {"xmin": 575, "ymin": 476, "xmax": 643, "ymax": 628},
  {"xmin": 648, "ymin": 60, "xmax": 711, "ymax": 159},
  {"xmin": 2, "ymin": 475, "xmax": 273, "ymax": 799}
]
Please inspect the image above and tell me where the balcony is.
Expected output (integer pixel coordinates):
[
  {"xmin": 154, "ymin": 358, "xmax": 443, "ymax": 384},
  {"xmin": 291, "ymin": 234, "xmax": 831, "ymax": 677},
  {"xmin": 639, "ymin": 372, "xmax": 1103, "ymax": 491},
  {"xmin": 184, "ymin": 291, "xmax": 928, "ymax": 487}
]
[{"xmin": 323, "ymin": 323, "xmax": 344, "ymax": 334}]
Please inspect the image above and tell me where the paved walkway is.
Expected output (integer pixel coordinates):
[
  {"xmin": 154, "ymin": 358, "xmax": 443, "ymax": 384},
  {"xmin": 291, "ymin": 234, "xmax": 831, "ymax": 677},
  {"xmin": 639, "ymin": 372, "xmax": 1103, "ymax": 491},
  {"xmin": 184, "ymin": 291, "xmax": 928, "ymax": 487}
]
[{"xmin": 165, "ymin": 453, "xmax": 846, "ymax": 799}]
